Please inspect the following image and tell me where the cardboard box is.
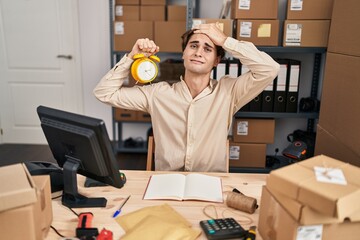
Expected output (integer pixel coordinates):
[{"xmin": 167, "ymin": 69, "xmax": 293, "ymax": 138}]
[
  {"xmin": 286, "ymin": 0, "xmax": 334, "ymax": 20},
  {"xmin": 315, "ymin": 125, "xmax": 360, "ymax": 168},
  {"xmin": 193, "ymin": 18, "xmax": 234, "ymax": 38},
  {"xmin": 317, "ymin": 52, "xmax": 360, "ymax": 167},
  {"xmin": 116, "ymin": 0, "xmax": 140, "ymax": 5},
  {"xmin": 229, "ymin": 142, "xmax": 266, "ymax": 167},
  {"xmin": 137, "ymin": 111, "xmax": 151, "ymax": 122},
  {"xmin": 0, "ymin": 164, "xmax": 53, "ymax": 240},
  {"xmin": 267, "ymin": 184, "xmax": 360, "ymax": 225},
  {"xmin": 232, "ymin": 118, "xmax": 275, "ymax": 143},
  {"xmin": 283, "ymin": 20, "xmax": 330, "ymax": 47},
  {"xmin": 235, "ymin": 19, "xmax": 279, "ymax": 46},
  {"xmin": 141, "ymin": 0, "xmax": 165, "ymax": 5},
  {"xmin": 259, "ymin": 186, "xmax": 360, "ymax": 240},
  {"xmin": 114, "ymin": 108, "xmax": 138, "ymax": 121},
  {"xmin": 167, "ymin": 5, "xmax": 186, "ymax": 21},
  {"xmin": 140, "ymin": 5, "xmax": 165, "ymax": 21},
  {"xmin": 154, "ymin": 21, "xmax": 186, "ymax": 53},
  {"xmin": 328, "ymin": 0, "xmax": 360, "ymax": 57},
  {"xmin": 267, "ymin": 155, "xmax": 360, "ymax": 219},
  {"xmin": 113, "ymin": 21, "xmax": 153, "ymax": 51},
  {"xmin": 115, "ymin": 5, "xmax": 140, "ymax": 21},
  {"xmin": 231, "ymin": 0, "xmax": 278, "ymax": 19}
]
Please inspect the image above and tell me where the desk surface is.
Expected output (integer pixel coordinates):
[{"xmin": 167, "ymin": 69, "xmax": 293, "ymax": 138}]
[{"xmin": 47, "ymin": 170, "xmax": 267, "ymax": 240}]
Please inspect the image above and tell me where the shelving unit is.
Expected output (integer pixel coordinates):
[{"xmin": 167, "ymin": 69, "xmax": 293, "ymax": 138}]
[{"xmin": 108, "ymin": 0, "xmax": 325, "ymax": 169}]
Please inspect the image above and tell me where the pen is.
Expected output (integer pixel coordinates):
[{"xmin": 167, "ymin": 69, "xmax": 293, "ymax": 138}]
[{"xmin": 112, "ymin": 195, "xmax": 131, "ymax": 218}]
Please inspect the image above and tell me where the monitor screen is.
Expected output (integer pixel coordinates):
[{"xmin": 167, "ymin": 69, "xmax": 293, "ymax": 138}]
[{"xmin": 37, "ymin": 105, "xmax": 125, "ymax": 208}]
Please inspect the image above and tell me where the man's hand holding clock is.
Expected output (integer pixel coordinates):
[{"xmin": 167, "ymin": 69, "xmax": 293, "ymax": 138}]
[{"xmin": 129, "ymin": 38, "xmax": 160, "ymax": 84}]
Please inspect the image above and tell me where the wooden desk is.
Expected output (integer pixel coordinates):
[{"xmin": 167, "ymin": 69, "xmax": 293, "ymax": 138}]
[{"xmin": 47, "ymin": 170, "xmax": 267, "ymax": 239}]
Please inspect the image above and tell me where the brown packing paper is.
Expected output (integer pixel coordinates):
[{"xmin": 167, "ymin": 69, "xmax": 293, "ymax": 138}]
[
  {"xmin": 116, "ymin": 204, "xmax": 200, "ymax": 239},
  {"xmin": 121, "ymin": 215, "xmax": 201, "ymax": 240}
]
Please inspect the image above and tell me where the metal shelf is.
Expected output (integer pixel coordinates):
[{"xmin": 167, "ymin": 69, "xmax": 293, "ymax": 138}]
[
  {"xmin": 234, "ymin": 111, "xmax": 319, "ymax": 119},
  {"xmin": 258, "ymin": 47, "xmax": 327, "ymax": 54}
]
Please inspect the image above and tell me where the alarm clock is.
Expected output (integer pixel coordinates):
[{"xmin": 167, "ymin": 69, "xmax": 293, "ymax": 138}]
[{"xmin": 131, "ymin": 53, "xmax": 160, "ymax": 84}]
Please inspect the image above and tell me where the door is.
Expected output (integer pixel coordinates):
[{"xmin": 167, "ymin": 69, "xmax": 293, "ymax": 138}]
[{"xmin": 0, "ymin": 0, "xmax": 83, "ymax": 144}]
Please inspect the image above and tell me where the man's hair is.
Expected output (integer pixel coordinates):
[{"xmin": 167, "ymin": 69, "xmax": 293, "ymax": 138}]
[{"xmin": 181, "ymin": 29, "xmax": 225, "ymax": 59}]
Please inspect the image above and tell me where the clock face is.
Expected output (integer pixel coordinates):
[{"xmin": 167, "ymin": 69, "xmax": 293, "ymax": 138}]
[{"xmin": 137, "ymin": 61, "xmax": 157, "ymax": 81}]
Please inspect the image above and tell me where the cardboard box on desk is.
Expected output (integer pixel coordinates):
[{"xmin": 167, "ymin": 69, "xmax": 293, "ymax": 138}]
[
  {"xmin": 229, "ymin": 142, "xmax": 266, "ymax": 167},
  {"xmin": 232, "ymin": 118, "xmax": 275, "ymax": 143},
  {"xmin": 113, "ymin": 21, "xmax": 153, "ymax": 52},
  {"xmin": 283, "ymin": 20, "xmax": 330, "ymax": 47},
  {"xmin": 235, "ymin": 19, "xmax": 279, "ymax": 46},
  {"xmin": 259, "ymin": 186, "xmax": 360, "ymax": 240},
  {"xmin": 0, "ymin": 164, "xmax": 53, "ymax": 240},
  {"xmin": 230, "ymin": 0, "xmax": 278, "ymax": 19},
  {"xmin": 286, "ymin": 0, "xmax": 334, "ymax": 20},
  {"xmin": 266, "ymin": 155, "xmax": 360, "ymax": 219}
]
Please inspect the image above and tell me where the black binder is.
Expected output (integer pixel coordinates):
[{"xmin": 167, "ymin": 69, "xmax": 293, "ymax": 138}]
[
  {"xmin": 249, "ymin": 94, "xmax": 263, "ymax": 112},
  {"xmin": 273, "ymin": 59, "xmax": 288, "ymax": 112},
  {"xmin": 285, "ymin": 59, "xmax": 301, "ymax": 113}
]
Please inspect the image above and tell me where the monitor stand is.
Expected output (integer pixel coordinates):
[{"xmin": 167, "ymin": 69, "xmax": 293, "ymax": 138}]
[{"xmin": 62, "ymin": 157, "xmax": 107, "ymax": 208}]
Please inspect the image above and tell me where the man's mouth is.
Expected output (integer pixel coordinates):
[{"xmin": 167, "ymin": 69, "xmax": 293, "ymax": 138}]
[{"xmin": 190, "ymin": 59, "xmax": 204, "ymax": 64}]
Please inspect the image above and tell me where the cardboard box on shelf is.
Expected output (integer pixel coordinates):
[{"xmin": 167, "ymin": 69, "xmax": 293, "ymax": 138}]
[
  {"xmin": 328, "ymin": 0, "xmax": 360, "ymax": 57},
  {"xmin": 116, "ymin": 0, "xmax": 140, "ymax": 5},
  {"xmin": 229, "ymin": 142, "xmax": 266, "ymax": 167},
  {"xmin": 231, "ymin": 0, "xmax": 278, "ymax": 19},
  {"xmin": 193, "ymin": 18, "xmax": 234, "ymax": 38},
  {"xmin": 232, "ymin": 118, "xmax": 275, "ymax": 143},
  {"xmin": 283, "ymin": 20, "xmax": 330, "ymax": 47},
  {"xmin": 140, "ymin": 0, "xmax": 165, "ymax": 5},
  {"xmin": 266, "ymin": 155, "xmax": 360, "ymax": 219},
  {"xmin": 136, "ymin": 111, "xmax": 151, "ymax": 122},
  {"xmin": 0, "ymin": 164, "xmax": 53, "ymax": 240},
  {"xmin": 154, "ymin": 21, "xmax": 186, "ymax": 53},
  {"xmin": 140, "ymin": 5, "xmax": 165, "ymax": 21},
  {"xmin": 286, "ymin": 0, "xmax": 334, "ymax": 20},
  {"xmin": 167, "ymin": 5, "xmax": 186, "ymax": 21},
  {"xmin": 235, "ymin": 19, "xmax": 279, "ymax": 46},
  {"xmin": 114, "ymin": 108, "xmax": 138, "ymax": 121},
  {"xmin": 258, "ymin": 186, "xmax": 360, "ymax": 240},
  {"xmin": 316, "ymin": 52, "xmax": 360, "ymax": 167},
  {"xmin": 113, "ymin": 21, "xmax": 153, "ymax": 51},
  {"xmin": 114, "ymin": 5, "xmax": 140, "ymax": 21}
]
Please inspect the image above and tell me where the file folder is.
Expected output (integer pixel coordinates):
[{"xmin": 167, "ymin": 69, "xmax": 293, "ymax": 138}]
[
  {"xmin": 228, "ymin": 60, "xmax": 240, "ymax": 78},
  {"xmin": 285, "ymin": 59, "xmax": 301, "ymax": 113},
  {"xmin": 216, "ymin": 61, "xmax": 227, "ymax": 80},
  {"xmin": 273, "ymin": 60, "xmax": 288, "ymax": 112},
  {"xmin": 249, "ymin": 94, "xmax": 262, "ymax": 112},
  {"xmin": 261, "ymin": 79, "xmax": 275, "ymax": 112}
]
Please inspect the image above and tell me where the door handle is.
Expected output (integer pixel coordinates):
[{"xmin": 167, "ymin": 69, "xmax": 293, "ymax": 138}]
[{"xmin": 57, "ymin": 55, "xmax": 73, "ymax": 60}]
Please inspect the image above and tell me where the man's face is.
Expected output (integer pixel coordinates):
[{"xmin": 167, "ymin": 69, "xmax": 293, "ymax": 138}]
[{"xmin": 182, "ymin": 33, "xmax": 220, "ymax": 75}]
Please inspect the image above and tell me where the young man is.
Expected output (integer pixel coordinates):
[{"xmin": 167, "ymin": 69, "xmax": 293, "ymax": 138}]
[{"xmin": 94, "ymin": 23, "xmax": 279, "ymax": 172}]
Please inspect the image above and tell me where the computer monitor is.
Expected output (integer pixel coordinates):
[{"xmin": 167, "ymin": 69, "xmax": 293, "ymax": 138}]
[{"xmin": 37, "ymin": 105, "xmax": 125, "ymax": 208}]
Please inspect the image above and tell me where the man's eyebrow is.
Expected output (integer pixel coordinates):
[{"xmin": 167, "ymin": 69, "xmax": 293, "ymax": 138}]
[{"xmin": 189, "ymin": 40, "xmax": 215, "ymax": 49}]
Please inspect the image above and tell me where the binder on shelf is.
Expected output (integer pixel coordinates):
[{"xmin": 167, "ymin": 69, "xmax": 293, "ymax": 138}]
[
  {"xmin": 249, "ymin": 94, "xmax": 262, "ymax": 112},
  {"xmin": 273, "ymin": 59, "xmax": 288, "ymax": 112},
  {"xmin": 228, "ymin": 60, "xmax": 240, "ymax": 78},
  {"xmin": 285, "ymin": 59, "xmax": 301, "ymax": 113},
  {"xmin": 216, "ymin": 60, "xmax": 227, "ymax": 80},
  {"xmin": 261, "ymin": 81, "xmax": 275, "ymax": 112}
]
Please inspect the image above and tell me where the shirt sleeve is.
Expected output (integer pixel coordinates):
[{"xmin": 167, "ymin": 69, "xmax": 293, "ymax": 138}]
[
  {"xmin": 221, "ymin": 37, "xmax": 280, "ymax": 113},
  {"xmin": 93, "ymin": 54, "xmax": 151, "ymax": 112}
]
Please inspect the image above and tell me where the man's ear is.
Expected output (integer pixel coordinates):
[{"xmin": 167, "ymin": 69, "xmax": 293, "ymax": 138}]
[{"xmin": 213, "ymin": 56, "xmax": 221, "ymax": 67}]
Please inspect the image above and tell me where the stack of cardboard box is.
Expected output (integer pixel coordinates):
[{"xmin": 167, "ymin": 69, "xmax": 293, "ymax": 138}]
[
  {"xmin": 0, "ymin": 164, "xmax": 53, "ymax": 240},
  {"xmin": 283, "ymin": 0, "xmax": 333, "ymax": 47},
  {"xmin": 315, "ymin": 0, "xmax": 360, "ymax": 167},
  {"xmin": 230, "ymin": 118, "xmax": 275, "ymax": 167},
  {"xmin": 113, "ymin": 0, "xmax": 166, "ymax": 52},
  {"xmin": 258, "ymin": 155, "xmax": 360, "ymax": 240},
  {"xmin": 231, "ymin": 0, "xmax": 279, "ymax": 46}
]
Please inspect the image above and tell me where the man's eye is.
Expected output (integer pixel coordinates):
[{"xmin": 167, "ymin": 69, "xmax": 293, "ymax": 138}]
[
  {"xmin": 204, "ymin": 47, "xmax": 212, "ymax": 53},
  {"xmin": 190, "ymin": 44, "xmax": 197, "ymax": 49}
]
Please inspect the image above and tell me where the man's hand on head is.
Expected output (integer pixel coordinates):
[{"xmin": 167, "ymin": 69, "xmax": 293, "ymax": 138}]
[{"xmin": 192, "ymin": 23, "xmax": 227, "ymax": 47}]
